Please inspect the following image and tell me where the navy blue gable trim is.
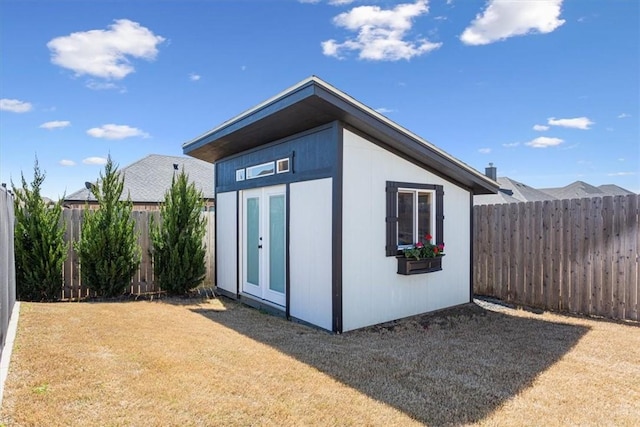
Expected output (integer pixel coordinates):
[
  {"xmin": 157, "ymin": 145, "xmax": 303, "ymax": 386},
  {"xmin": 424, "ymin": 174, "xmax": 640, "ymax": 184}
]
[{"xmin": 215, "ymin": 123, "xmax": 339, "ymax": 193}]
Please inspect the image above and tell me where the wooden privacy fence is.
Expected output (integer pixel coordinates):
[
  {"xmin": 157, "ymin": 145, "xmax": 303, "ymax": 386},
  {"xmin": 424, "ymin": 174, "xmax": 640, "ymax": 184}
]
[
  {"xmin": 61, "ymin": 210, "xmax": 215, "ymax": 300},
  {"xmin": 0, "ymin": 186, "xmax": 17, "ymax": 357},
  {"xmin": 474, "ymin": 194, "xmax": 639, "ymax": 322}
]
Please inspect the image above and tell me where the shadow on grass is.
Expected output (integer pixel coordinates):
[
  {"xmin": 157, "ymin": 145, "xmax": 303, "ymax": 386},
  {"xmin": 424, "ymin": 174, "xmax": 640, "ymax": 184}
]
[{"xmin": 190, "ymin": 299, "xmax": 589, "ymax": 426}]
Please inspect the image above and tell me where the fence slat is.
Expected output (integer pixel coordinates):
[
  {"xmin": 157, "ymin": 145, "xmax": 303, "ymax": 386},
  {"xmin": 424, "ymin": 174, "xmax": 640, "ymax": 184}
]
[
  {"xmin": 591, "ymin": 197, "xmax": 604, "ymax": 317},
  {"xmin": 499, "ymin": 205, "xmax": 509, "ymax": 300},
  {"xmin": 515, "ymin": 202, "xmax": 526, "ymax": 304},
  {"xmin": 614, "ymin": 196, "xmax": 626, "ymax": 319},
  {"xmin": 627, "ymin": 194, "xmax": 639, "ymax": 321},
  {"xmin": 602, "ymin": 196, "xmax": 614, "ymax": 318},
  {"xmin": 473, "ymin": 194, "xmax": 639, "ymax": 323},
  {"xmin": 532, "ymin": 201, "xmax": 543, "ymax": 308},
  {"xmin": 580, "ymin": 199, "xmax": 591, "ymax": 315},
  {"xmin": 508, "ymin": 203, "xmax": 519, "ymax": 302},
  {"xmin": 549, "ymin": 200, "xmax": 562, "ymax": 311}
]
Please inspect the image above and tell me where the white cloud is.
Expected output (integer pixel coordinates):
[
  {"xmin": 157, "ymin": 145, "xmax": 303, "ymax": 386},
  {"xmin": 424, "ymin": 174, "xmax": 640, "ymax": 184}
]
[
  {"xmin": 0, "ymin": 98, "xmax": 33, "ymax": 113},
  {"xmin": 607, "ymin": 172, "xmax": 636, "ymax": 176},
  {"xmin": 47, "ymin": 19, "xmax": 165, "ymax": 80},
  {"xmin": 375, "ymin": 107, "xmax": 395, "ymax": 114},
  {"xmin": 87, "ymin": 124, "xmax": 150, "ymax": 140},
  {"xmin": 40, "ymin": 120, "xmax": 71, "ymax": 130},
  {"xmin": 525, "ymin": 136, "xmax": 564, "ymax": 148},
  {"xmin": 330, "ymin": 0, "xmax": 355, "ymax": 5},
  {"xmin": 59, "ymin": 159, "xmax": 76, "ymax": 166},
  {"xmin": 547, "ymin": 116, "xmax": 594, "ymax": 130},
  {"xmin": 82, "ymin": 157, "xmax": 108, "ymax": 165},
  {"xmin": 460, "ymin": 0, "xmax": 565, "ymax": 46},
  {"xmin": 533, "ymin": 124, "xmax": 549, "ymax": 131},
  {"xmin": 189, "ymin": 73, "xmax": 201, "ymax": 81},
  {"xmin": 298, "ymin": 0, "xmax": 321, "ymax": 3},
  {"xmin": 86, "ymin": 80, "xmax": 122, "ymax": 91},
  {"xmin": 321, "ymin": 0, "xmax": 442, "ymax": 61},
  {"xmin": 502, "ymin": 142, "xmax": 520, "ymax": 148},
  {"xmin": 478, "ymin": 148, "xmax": 492, "ymax": 154},
  {"xmin": 617, "ymin": 113, "xmax": 631, "ymax": 119}
]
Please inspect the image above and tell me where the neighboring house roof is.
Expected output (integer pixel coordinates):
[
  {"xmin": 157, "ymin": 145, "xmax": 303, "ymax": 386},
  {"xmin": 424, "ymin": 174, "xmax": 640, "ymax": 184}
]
[
  {"xmin": 65, "ymin": 154, "xmax": 215, "ymax": 203},
  {"xmin": 496, "ymin": 177, "xmax": 556, "ymax": 202},
  {"xmin": 475, "ymin": 176, "xmax": 637, "ymax": 205},
  {"xmin": 597, "ymin": 184, "xmax": 636, "ymax": 196},
  {"xmin": 540, "ymin": 181, "xmax": 611, "ymax": 200},
  {"xmin": 183, "ymin": 76, "xmax": 498, "ymax": 195}
]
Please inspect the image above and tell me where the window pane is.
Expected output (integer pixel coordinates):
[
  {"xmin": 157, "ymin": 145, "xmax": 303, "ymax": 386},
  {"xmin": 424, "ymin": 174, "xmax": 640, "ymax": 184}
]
[
  {"xmin": 276, "ymin": 158, "xmax": 289, "ymax": 173},
  {"xmin": 246, "ymin": 162, "xmax": 275, "ymax": 179},
  {"xmin": 418, "ymin": 192, "xmax": 432, "ymax": 243},
  {"xmin": 397, "ymin": 192, "xmax": 414, "ymax": 246},
  {"xmin": 247, "ymin": 197, "xmax": 260, "ymax": 285},
  {"xmin": 269, "ymin": 195, "xmax": 285, "ymax": 293}
]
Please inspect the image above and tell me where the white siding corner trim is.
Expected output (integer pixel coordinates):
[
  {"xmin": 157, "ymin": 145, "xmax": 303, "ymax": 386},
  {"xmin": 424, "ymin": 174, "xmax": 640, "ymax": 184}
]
[
  {"xmin": 289, "ymin": 178, "xmax": 333, "ymax": 331},
  {"xmin": 216, "ymin": 191, "xmax": 237, "ymax": 294}
]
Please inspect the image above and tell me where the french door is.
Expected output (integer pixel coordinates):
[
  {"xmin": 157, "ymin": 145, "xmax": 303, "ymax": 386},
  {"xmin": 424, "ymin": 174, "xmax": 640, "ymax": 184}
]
[{"xmin": 242, "ymin": 185, "xmax": 286, "ymax": 306}]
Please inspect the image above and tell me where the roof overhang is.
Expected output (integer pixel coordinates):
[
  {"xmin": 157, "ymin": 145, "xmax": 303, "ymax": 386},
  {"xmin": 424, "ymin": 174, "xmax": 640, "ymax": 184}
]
[{"xmin": 183, "ymin": 76, "xmax": 499, "ymax": 195}]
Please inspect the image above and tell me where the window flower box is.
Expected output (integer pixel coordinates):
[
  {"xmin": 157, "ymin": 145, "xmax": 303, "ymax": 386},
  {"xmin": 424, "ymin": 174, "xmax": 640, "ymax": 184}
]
[
  {"xmin": 397, "ymin": 255, "xmax": 443, "ymax": 275},
  {"xmin": 397, "ymin": 234, "xmax": 445, "ymax": 275}
]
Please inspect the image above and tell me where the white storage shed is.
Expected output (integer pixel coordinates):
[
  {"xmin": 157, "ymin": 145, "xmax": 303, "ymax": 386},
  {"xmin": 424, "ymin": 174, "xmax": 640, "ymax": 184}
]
[{"xmin": 183, "ymin": 77, "xmax": 498, "ymax": 332}]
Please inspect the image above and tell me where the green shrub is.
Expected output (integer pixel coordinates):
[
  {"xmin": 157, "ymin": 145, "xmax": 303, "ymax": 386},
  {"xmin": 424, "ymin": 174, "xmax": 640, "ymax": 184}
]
[
  {"xmin": 150, "ymin": 170, "xmax": 206, "ymax": 295},
  {"xmin": 75, "ymin": 157, "xmax": 140, "ymax": 297},
  {"xmin": 12, "ymin": 159, "xmax": 67, "ymax": 301}
]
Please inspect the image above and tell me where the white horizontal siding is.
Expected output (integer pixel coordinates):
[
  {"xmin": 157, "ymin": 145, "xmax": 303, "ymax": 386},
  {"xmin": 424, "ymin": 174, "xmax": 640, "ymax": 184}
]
[
  {"xmin": 342, "ymin": 129, "xmax": 471, "ymax": 331},
  {"xmin": 216, "ymin": 191, "xmax": 237, "ymax": 295},
  {"xmin": 289, "ymin": 179, "xmax": 333, "ymax": 331}
]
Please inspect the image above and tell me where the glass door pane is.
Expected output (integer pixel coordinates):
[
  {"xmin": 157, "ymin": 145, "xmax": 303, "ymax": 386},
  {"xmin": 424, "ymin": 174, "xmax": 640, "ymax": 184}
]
[
  {"xmin": 246, "ymin": 197, "xmax": 260, "ymax": 286},
  {"xmin": 268, "ymin": 195, "xmax": 285, "ymax": 293}
]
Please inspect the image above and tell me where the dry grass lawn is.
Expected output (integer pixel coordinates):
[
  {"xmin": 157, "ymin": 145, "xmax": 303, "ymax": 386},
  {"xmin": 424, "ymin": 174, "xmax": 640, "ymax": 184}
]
[{"xmin": 1, "ymin": 297, "xmax": 639, "ymax": 426}]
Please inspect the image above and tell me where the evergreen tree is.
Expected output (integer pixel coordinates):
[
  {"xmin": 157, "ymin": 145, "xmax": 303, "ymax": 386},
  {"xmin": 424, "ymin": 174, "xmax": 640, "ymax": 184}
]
[
  {"xmin": 150, "ymin": 169, "xmax": 206, "ymax": 295},
  {"xmin": 13, "ymin": 159, "xmax": 67, "ymax": 301},
  {"xmin": 75, "ymin": 157, "xmax": 140, "ymax": 297}
]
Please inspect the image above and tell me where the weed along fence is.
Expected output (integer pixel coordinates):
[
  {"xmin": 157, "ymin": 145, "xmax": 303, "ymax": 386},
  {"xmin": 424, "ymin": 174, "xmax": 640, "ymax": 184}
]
[
  {"xmin": 0, "ymin": 186, "xmax": 17, "ymax": 356},
  {"xmin": 61, "ymin": 209, "xmax": 215, "ymax": 300},
  {"xmin": 473, "ymin": 194, "xmax": 639, "ymax": 322}
]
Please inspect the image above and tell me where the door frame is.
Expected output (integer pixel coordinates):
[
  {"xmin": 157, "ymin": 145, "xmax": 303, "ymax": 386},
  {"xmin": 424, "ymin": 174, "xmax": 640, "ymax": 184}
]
[{"xmin": 240, "ymin": 185, "xmax": 287, "ymax": 307}]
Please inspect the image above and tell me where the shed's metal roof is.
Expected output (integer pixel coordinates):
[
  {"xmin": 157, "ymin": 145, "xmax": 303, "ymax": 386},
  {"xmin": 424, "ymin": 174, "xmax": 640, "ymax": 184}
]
[
  {"xmin": 183, "ymin": 76, "xmax": 498, "ymax": 195},
  {"xmin": 65, "ymin": 154, "xmax": 214, "ymax": 203}
]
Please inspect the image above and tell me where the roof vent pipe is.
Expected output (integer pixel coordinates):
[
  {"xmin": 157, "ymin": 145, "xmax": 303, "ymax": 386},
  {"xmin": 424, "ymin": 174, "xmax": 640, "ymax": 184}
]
[{"xmin": 485, "ymin": 163, "xmax": 497, "ymax": 181}]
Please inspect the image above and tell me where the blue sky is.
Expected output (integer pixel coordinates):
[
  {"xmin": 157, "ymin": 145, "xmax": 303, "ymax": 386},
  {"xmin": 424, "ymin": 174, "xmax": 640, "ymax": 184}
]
[{"xmin": 1, "ymin": 0, "xmax": 638, "ymax": 198}]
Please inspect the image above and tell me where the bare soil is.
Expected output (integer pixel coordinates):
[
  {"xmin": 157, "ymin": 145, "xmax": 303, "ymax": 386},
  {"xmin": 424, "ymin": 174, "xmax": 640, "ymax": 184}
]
[{"xmin": 1, "ymin": 296, "xmax": 638, "ymax": 426}]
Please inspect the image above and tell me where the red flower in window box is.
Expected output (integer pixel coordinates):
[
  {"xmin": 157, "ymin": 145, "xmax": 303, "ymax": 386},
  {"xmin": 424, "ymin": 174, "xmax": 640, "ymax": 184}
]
[{"xmin": 402, "ymin": 234, "xmax": 445, "ymax": 260}]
